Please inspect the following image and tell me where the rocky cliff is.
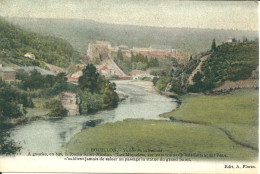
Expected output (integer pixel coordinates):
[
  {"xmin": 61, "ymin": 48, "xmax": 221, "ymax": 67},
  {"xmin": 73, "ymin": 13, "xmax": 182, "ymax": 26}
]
[{"xmin": 60, "ymin": 92, "xmax": 80, "ymax": 116}]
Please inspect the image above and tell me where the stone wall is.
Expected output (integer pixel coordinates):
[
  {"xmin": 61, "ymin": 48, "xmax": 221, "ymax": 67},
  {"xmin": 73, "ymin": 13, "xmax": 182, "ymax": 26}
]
[{"xmin": 88, "ymin": 42, "xmax": 111, "ymax": 62}]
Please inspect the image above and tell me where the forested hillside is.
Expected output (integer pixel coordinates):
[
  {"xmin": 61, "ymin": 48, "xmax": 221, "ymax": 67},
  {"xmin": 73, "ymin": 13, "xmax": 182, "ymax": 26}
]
[
  {"xmin": 0, "ymin": 17, "xmax": 76, "ymax": 68},
  {"xmin": 153, "ymin": 40, "xmax": 259, "ymax": 95},
  {"xmin": 189, "ymin": 41, "xmax": 259, "ymax": 92},
  {"xmin": 7, "ymin": 17, "xmax": 258, "ymax": 55}
]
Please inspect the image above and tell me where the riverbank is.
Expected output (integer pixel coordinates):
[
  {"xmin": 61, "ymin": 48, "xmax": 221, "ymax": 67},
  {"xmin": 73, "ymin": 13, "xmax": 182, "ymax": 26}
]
[
  {"xmin": 1, "ymin": 108, "xmax": 50, "ymax": 127},
  {"xmin": 64, "ymin": 89, "xmax": 258, "ymax": 161}
]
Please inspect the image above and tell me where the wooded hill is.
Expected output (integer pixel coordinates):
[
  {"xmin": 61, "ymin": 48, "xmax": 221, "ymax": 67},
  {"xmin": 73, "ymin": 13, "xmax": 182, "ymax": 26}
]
[
  {"xmin": 7, "ymin": 17, "xmax": 258, "ymax": 55},
  {"xmin": 0, "ymin": 17, "xmax": 77, "ymax": 68},
  {"xmin": 153, "ymin": 40, "xmax": 259, "ymax": 95},
  {"xmin": 189, "ymin": 41, "xmax": 259, "ymax": 92}
]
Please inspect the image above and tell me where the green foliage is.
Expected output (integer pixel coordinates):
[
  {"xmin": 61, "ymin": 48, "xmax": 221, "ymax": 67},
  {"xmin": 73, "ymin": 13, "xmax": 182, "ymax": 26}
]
[
  {"xmin": 79, "ymin": 84, "xmax": 119, "ymax": 114},
  {"xmin": 103, "ymin": 82, "xmax": 119, "ymax": 108},
  {"xmin": 117, "ymin": 61, "xmax": 132, "ymax": 74},
  {"xmin": 78, "ymin": 64, "xmax": 100, "ymax": 92},
  {"xmin": 152, "ymin": 77, "xmax": 159, "ymax": 86},
  {"xmin": 131, "ymin": 54, "xmax": 149, "ymax": 69},
  {"xmin": 190, "ymin": 41, "xmax": 259, "ymax": 92},
  {"xmin": 114, "ymin": 50, "xmax": 132, "ymax": 74},
  {"xmin": 18, "ymin": 92, "xmax": 34, "ymax": 108},
  {"xmin": 115, "ymin": 52, "xmax": 165, "ymax": 74},
  {"xmin": 17, "ymin": 71, "xmax": 70, "ymax": 91},
  {"xmin": 148, "ymin": 57, "xmax": 159, "ymax": 67},
  {"xmin": 116, "ymin": 49, "xmax": 123, "ymax": 61},
  {"xmin": 0, "ymin": 81, "xmax": 33, "ymax": 118},
  {"xmin": 131, "ymin": 54, "xmax": 148, "ymax": 63},
  {"xmin": 0, "ymin": 18, "xmax": 76, "ymax": 68},
  {"xmin": 156, "ymin": 76, "xmax": 172, "ymax": 92},
  {"xmin": 169, "ymin": 78, "xmax": 184, "ymax": 95},
  {"xmin": 79, "ymin": 91, "xmax": 104, "ymax": 114},
  {"xmin": 150, "ymin": 69, "xmax": 167, "ymax": 76},
  {"xmin": 152, "ymin": 57, "xmax": 188, "ymax": 95},
  {"xmin": 184, "ymin": 58, "xmax": 200, "ymax": 75},
  {"xmin": 132, "ymin": 62, "xmax": 147, "ymax": 70},
  {"xmin": 78, "ymin": 64, "xmax": 119, "ymax": 114},
  {"xmin": 0, "ymin": 126, "xmax": 21, "ymax": 155},
  {"xmin": 16, "ymin": 71, "xmax": 77, "ymax": 99},
  {"xmin": 45, "ymin": 99, "xmax": 67, "ymax": 117},
  {"xmin": 211, "ymin": 38, "xmax": 216, "ymax": 51},
  {"xmin": 192, "ymin": 72, "xmax": 203, "ymax": 83}
]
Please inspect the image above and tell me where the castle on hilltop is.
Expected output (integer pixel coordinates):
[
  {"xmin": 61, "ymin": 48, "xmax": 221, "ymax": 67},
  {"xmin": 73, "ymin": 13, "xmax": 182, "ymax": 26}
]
[{"xmin": 87, "ymin": 41, "xmax": 190, "ymax": 64}]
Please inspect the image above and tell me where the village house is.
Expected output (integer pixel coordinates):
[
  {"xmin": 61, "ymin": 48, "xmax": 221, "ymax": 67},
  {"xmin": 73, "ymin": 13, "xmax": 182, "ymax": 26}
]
[
  {"xmin": 98, "ymin": 66, "xmax": 115, "ymax": 76},
  {"xmin": 67, "ymin": 76, "xmax": 79, "ymax": 84},
  {"xmin": 66, "ymin": 70, "xmax": 83, "ymax": 84},
  {"xmin": 24, "ymin": 53, "xmax": 36, "ymax": 60},
  {"xmin": 0, "ymin": 65, "xmax": 16, "ymax": 83},
  {"xmin": 66, "ymin": 64, "xmax": 87, "ymax": 84}
]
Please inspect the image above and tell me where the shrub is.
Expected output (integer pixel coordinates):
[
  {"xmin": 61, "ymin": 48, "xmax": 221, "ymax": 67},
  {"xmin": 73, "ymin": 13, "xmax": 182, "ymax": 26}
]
[{"xmin": 45, "ymin": 99, "xmax": 67, "ymax": 117}]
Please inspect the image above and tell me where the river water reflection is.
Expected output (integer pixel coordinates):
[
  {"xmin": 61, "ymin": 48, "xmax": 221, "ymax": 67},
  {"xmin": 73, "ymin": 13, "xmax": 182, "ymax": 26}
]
[{"xmin": 9, "ymin": 80, "xmax": 177, "ymax": 155}]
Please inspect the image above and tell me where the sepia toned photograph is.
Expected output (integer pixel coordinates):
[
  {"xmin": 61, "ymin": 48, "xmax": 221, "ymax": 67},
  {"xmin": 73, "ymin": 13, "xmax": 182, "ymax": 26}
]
[{"xmin": 0, "ymin": 0, "xmax": 258, "ymax": 173}]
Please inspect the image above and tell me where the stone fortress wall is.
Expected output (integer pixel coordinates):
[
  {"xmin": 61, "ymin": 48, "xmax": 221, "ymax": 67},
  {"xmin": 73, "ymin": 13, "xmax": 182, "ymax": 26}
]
[{"xmin": 87, "ymin": 41, "xmax": 190, "ymax": 64}]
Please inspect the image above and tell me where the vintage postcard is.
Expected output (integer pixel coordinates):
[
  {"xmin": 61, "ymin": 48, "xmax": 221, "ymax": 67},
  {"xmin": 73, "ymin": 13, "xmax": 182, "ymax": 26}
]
[{"xmin": 0, "ymin": 0, "xmax": 259, "ymax": 173}]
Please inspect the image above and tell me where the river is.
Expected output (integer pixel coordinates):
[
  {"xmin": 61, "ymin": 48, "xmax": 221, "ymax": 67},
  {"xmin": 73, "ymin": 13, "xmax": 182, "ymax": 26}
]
[{"xmin": 8, "ymin": 80, "xmax": 177, "ymax": 155}]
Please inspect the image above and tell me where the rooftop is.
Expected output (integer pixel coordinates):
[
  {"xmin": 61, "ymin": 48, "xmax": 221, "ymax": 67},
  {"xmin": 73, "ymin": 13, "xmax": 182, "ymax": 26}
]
[{"xmin": 101, "ymin": 66, "xmax": 108, "ymax": 71}]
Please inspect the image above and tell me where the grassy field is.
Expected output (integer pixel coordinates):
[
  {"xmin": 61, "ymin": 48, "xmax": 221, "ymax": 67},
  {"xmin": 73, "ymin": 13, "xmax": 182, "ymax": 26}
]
[
  {"xmin": 161, "ymin": 89, "xmax": 258, "ymax": 149},
  {"xmin": 65, "ymin": 89, "xmax": 258, "ymax": 160},
  {"xmin": 26, "ymin": 108, "xmax": 49, "ymax": 118}
]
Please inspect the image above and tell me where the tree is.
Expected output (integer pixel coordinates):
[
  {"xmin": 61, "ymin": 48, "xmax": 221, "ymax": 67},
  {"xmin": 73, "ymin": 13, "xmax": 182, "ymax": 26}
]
[
  {"xmin": 170, "ymin": 78, "xmax": 183, "ymax": 95},
  {"xmin": 45, "ymin": 99, "xmax": 67, "ymax": 117},
  {"xmin": 0, "ymin": 88, "xmax": 23, "ymax": 118},
  {"xmin": 145, "ymin": 56, "xmax": 149, "ymax": 67},
  {"xmin": 192, "ymin": 71, "xmax": 203, "ymax": 83},
  {"xmin": 232, "ymin": 38, "xmax": 237, "ymax": 42},
  {"xmin": 117, "ymin": 49, "xmax": 123, "ymax": 61},
  {"xmin": 211, "ymin": 38, "xmax": 217, "ymax": 51},
  {"xmin": 149, "ymin": 58, "xmax": 159, "ymax": 67},
  {"xmin": 243, "ymin": 37, "xmax": 248, "ymax": 42},
  {"xmin": 78, "ymin": 64, "xmax": 100, "ymax": 92},
  {"xmin": 103, "ymin": 82, "xmax": 119, "ymax": 108}
]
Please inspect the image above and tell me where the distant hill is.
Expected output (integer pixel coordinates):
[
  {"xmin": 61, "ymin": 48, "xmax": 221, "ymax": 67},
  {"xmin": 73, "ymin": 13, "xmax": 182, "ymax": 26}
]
[
  {"xmin": 6, "ymin": 17, "xmax": 258, "ymax": 56},
  {"xmin": 0, "ymin": 17, "xmax": 77, "ymax": 68}
]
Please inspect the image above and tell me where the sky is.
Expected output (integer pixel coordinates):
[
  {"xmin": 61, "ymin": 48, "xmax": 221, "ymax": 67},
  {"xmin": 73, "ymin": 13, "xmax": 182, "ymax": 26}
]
[{"xmin": 0, "ymin": 0, "xmax": 258, "ymax": 31}]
